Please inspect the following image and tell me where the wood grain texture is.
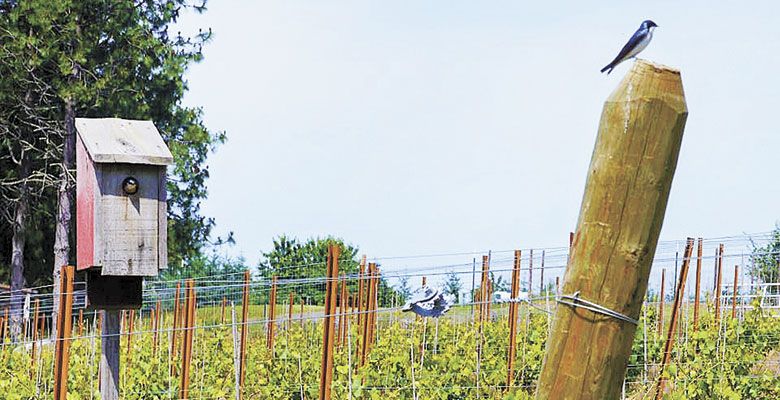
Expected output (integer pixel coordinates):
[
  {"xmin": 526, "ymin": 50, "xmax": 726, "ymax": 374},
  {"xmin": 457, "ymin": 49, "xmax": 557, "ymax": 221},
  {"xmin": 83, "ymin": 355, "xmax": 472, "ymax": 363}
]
[
  {"xmin": 99, "ymin": 164, "xmax": 160, "ymax": 275},
  {"xmin": 99, "ymin": 310, "xmax": 121, "ymax": 400},
  {"xmin": 76, "ymin": 135, "xmax": 97, "ymax": 270},
  {"xmin": 75, "ymin": 118, "xmax": 173, "ymax": 165},
  {"xmin": 536, "ymin": 59, "xmax": 688, "ymax": 400}
]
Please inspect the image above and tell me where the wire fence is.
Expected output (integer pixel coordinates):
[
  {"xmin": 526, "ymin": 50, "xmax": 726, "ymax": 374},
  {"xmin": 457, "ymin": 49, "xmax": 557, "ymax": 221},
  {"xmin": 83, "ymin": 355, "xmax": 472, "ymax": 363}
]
[{"xmin": 0, "ymin": 231, "xmax": 779, "ymax": 399}]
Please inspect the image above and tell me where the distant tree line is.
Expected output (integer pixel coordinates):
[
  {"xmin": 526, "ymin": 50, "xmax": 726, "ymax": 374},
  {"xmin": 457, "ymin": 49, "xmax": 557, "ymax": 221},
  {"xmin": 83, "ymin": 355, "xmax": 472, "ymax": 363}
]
[{"xmin": 257, "ymin": 235, "xmax": 401, "ymax": 307}]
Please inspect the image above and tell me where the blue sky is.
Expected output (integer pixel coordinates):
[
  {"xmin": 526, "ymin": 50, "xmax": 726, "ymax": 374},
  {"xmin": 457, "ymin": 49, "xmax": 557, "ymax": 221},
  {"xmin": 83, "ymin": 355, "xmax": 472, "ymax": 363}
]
[{"xmin": 175, "ymin": 1, "xmax": 779, "ymax": 280}]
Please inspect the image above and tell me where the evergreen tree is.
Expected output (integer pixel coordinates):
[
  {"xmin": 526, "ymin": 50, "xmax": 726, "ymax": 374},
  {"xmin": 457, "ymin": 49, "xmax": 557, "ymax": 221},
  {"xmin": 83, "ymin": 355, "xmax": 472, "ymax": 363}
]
[
  {"xmin": 444, "ymin": 271, "xmax": 463, "ymax": 303},
  {"xmin": 397, "ymin": 276, "xmax": 411, "ymax": 302},
  {"xmin": 0, "ymin": 0, "xmax": 224, "ymax": 335}
]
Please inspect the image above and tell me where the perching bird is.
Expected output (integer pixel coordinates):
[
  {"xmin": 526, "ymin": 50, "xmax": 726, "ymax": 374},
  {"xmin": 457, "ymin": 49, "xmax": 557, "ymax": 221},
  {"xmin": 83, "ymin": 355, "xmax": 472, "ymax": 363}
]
[
  {"xmin": 601, "ymin": 20, "xmax": 658, "ymax": 74},
  {"xmin": 401, "ymin": 286, "xmax": 453, "ymax": 318}
]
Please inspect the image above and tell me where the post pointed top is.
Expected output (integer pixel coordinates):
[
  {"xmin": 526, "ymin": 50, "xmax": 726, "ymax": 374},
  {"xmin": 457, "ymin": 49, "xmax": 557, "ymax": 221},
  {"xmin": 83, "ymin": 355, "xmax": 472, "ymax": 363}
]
[{"xmin": 607, "ymin": 59, "xmax": 687, "ymax": 114}]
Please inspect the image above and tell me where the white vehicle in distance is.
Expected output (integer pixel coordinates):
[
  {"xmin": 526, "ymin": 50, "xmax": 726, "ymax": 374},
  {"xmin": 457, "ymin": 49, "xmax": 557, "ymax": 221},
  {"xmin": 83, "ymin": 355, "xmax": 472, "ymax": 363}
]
[{"xmin": 492, "ymin": 291, "xmax": 529, "ymax": 303}]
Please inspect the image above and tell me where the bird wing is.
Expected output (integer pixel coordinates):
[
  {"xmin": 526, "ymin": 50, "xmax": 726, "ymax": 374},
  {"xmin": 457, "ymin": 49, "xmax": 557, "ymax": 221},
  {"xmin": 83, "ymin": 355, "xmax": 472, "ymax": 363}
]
[
  {"xmin": 409, "ymin": 286, "xmax": 439, "ymax": 304},
  {"xmin": 604, "ymin": 28, "xmax": 647, "ymax": 69}
]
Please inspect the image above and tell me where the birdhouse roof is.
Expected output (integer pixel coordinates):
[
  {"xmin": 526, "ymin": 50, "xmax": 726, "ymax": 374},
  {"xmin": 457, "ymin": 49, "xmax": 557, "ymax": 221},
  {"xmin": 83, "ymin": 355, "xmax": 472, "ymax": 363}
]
[{"xmin": 75, "ymin": 118, "xmax": 174, "ymax": 165}]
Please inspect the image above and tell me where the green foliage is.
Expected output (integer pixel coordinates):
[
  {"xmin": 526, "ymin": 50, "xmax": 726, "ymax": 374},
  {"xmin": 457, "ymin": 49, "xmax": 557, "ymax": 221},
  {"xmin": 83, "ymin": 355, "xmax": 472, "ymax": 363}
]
[
  {"xmin": 0, "ymin": 0, "xmax": 224, "ymax": 284},
  {"xmin": 396, "ymin": 276, "xmax": 411, "ymax": 303},
  {"xmin": 0, "ymin": 301, "xmax": 777, "ymax": 399},
  {"xmin": 627, "ymin": 300, "xmax": 780, "ymax": 399},
  {"xmin": 258, "ymin": 235, "xmax": 400, "ymax": 306},
  {"xmin": 751, "ymin": 227, "xmax": 780, "ymax": 292},
  {"xmin": 161, "ymin": 244, "xmax": 248, "ymax": 280},
  {"xmin": 444, "ymin": 271, "xmax": 463, "ymax": 303}
]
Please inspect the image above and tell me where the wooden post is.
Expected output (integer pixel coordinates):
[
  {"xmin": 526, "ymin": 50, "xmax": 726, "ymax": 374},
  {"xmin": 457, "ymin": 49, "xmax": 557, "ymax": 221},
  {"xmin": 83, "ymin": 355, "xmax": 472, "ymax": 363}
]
[
  {"xmin": 53, "ymin": 265, "xmax": 75, "ymax": 400},
  {"xmin": 287, "ymin": 292, "xmax": 294, "ymax": 330},
  {"xmin": 179, "ymin": 280, "xmax": 196, "ymax": 400},
  {"xmin": 267, "ymin": 276, "xmax": 277, "ymax": 352},
  {"xmin": 658, "ymin": 269, "xmax": 666, "ymax": 336},
  {"xmin": 319, "ymin": 245, "xmax": 340, "ymax": 400},
  {"xmin": 100, "ymin": 310, "xmax": 121, "ymax": 400},
  {"xmin": 715, "ymin": 244, "xmax": 724, "ymax": 324},
  {"xmin": 239, "ymin": 270, "xmax": 250, "ymax": 399},
  {"xmin": 732, "ymin": 265, "xmax": 739, "ymax": 319},
  {"xmin": 170, "ymin": 282, "xmax": 181, "ymax": 376},
  {"xmin": 506, "ymin": 250, "xmax": 522, "ymax": 390},
  {"xmin": 655, "ymin": 239, "xmax": 694, "ymax": 399},
  {"xmin": 536, "ymin": 60, "xmax": 688, "ymax": 400},
  {"xmin": 693, "ymin": 238, "xmax": 703, "ymax": 331}
]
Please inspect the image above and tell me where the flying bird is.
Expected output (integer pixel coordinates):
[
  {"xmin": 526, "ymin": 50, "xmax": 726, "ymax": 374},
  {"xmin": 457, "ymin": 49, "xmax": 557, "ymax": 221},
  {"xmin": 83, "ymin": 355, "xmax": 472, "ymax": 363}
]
[
  {"xmin": 401, "ymin": 285, "xmax": 453, "ymax": 318},
  {"xmin": 601, "ymin": 20, "xmax": 658, "ymax": 74}
]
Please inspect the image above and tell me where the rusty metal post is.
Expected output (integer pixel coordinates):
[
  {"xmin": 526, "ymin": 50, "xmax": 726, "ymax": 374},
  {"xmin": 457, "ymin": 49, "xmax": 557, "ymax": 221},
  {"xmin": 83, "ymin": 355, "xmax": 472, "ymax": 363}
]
[
  {"xmin": 540, "ymin": 250, "xmax": 546, "ymax": 295},
  {"xmin": 126, "ymin": 309, "xmax": 134, "ymax": 363},
  {"xmin": 357, "ymin": 256, "xmax": 366, "ymax": 330},
  {"xmin": 371, "ymin": 267, "xmax": 380, "ymax": 345},
  {"xmin": 170, "ymin": 282, "xmax": 181, "ymax": 376},
  {"xmin": 529, "ymin": 249, "xmax": 534, "ymax": 295},
  {"xmin": 239, "ymin": 270, "xmax": 250, "ymax": 399},
  {"xmin": 267, "ymin": 276, "xmax": 277, "ymax": 352},
  {"xmin": 486, "ymin": 280, "xmax": 493, "ymax": 318},
  {"xmin": 221, "ymin": 297, "xmax": 227, "ymax": 325},
  {"xmin": 732, "ymin": 265, "xmax": 739, "ymax": 319},
  {"xmin": 300, "ymin": 298, "xmax": 305, "ymax": 331},
  {"xmin": 359, "ymin": 263, "xmax": 375, "ymax": 368},
  {"xmin": 0, "ymin": 309, "xmax": 6, "ymax": 348},
  {"xmin": 319, "ymin": 245, "xmax": 340, "ymax": 400},
  {"xmin": 288, "ymin": 292, "xmax": 294, "ymax": 330},
  {"xmin": 53, "ymin": 265, "xmax": 75, "ymax": 400},
  {"xmin": 30, "ymin": 299, "xmax": 40, "ymax": 375},
  {"xmin": 506, "ymin": 250, "xmax": 522, "ymax": 390},
  {"xmin": 153, "ymin": 299, "xmax": 162, "ymax": 356},
  {"xmin": 655, "ymin": 239, "xmax": 694, "ymax": 399},
  {"xmin": 658, "ymin": 269, "xmax": 666, "ymax": 336},
  {"xmin": 479, "ymin": 256, "xmax": 489, "ymax": 324},
  {"xmin": 693, "ymin": 238, "xmax": 703, "ymax": 331},
  {"xmin": 338, "ymin": 277, "xmax": 347, "ymax": 347},
  {"xmin": 715, "ymin": 244, "xmax": 724, "ymax": 324},
  {"xmin": 179, "ymin": 280, "xmax": 196, "ymax": 400}
]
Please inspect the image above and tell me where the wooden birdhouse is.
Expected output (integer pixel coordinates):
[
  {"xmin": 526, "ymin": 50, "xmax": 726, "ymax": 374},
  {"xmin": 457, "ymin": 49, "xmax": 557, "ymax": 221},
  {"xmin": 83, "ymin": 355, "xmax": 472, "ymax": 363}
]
[{"xmin": 76, "ymin": 118, "xmax": 173, "ymax": 308}]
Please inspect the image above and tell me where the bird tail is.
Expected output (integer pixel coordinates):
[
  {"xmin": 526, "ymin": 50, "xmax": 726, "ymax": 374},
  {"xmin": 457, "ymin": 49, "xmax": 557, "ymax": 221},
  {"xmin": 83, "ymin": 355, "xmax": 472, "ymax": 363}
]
[{"xmin": 600, "ymin": 64, "xmax": 613, "ymax": 74}]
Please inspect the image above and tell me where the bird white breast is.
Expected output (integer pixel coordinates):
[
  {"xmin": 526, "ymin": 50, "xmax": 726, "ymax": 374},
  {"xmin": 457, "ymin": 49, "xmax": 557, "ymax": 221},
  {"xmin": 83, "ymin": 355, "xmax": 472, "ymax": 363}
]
[{"xmin": 626, "ymin": 29, "xmax": 653, "ymax": 59}]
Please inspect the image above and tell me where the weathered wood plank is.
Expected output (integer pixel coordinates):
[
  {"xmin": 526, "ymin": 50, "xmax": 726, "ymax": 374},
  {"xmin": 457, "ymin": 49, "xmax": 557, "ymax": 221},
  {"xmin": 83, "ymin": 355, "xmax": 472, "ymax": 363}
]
[
  {"xmin": 75, "ymin": 118, "xmax": 173, "ymax": 165},
  {"xmin": 99, "ymin": 164, "xmax": 160, "ymax": 276}
]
